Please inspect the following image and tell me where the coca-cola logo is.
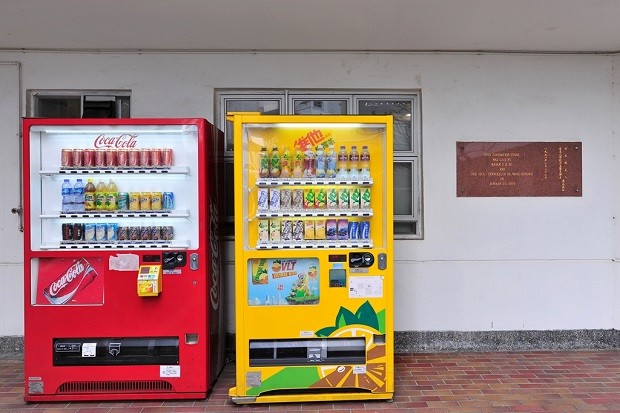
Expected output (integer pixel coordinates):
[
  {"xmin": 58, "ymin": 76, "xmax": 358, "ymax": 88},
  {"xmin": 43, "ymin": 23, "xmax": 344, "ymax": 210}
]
[
  {"xmin": 49, "ymin": 260, "xmax": 84, "ymax": 296},
  {"xmin": 93, "ymin": 133, "xmax": 138, "ymax": 149},
  {"xmin": 209, "ymin": 198, "xmax": 220, "ymax": 311}
]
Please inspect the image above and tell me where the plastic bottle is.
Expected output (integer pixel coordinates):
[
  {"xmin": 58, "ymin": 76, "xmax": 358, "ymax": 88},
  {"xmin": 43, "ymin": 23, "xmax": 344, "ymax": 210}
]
[
  {"xmin": 61, "ymin": 179, "xmax": 72, "ymax": 213},
  {"xmin": 326, "ymin": 144, "xmax": 337, "ymax": 178},
  {"xmin": 315, "ymin": 145, "xmax": 326, "ymax": 178},
  {"xmin": 105, "ymin": 180, "xmax": 118, "ymax": 210},
  {"xmin": 292, "ymin": 145, "xmax": 304, "ymax": 178},
  {"xmin": 258, "ymin": 147, "xmax": 269, "ymax": 178},
  {"xmin": 349, "ymin": 145, "xmax": 360, "ymax": 179},
  {"xmin": 84, "ymin": 178, "xmax": 96, "ymax": 211},
  {"xmin": 280, "ymin": 146, "xmax": 291, "ymax": 178},
  {"xmin": 73, "ymin": 179, "xmax": 85, "ymax": 212},
  {"xmin": 95, "ymin": 180, "xmax": 107, "ymax": 211},
  {"xmin": 337, "ymin": 145, "xmax": 349, "ymax": 179},
  {"xmin": 360, "ymin": 145, "xmax": 371, "ymax": 179},
  {"xmin": 269, "ymin": 146, "xmax": 280, "ymax": 178},
  {"xmin": 303, "ymin": 145, "xmax": 316, "ymax": 178}
]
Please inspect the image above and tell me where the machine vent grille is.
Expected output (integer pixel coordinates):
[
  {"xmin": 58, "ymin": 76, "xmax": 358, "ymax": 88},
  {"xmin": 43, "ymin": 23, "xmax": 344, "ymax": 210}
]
[{"xmin": 58, "ymin": 380, "xmax": 173, "ymax": 394}]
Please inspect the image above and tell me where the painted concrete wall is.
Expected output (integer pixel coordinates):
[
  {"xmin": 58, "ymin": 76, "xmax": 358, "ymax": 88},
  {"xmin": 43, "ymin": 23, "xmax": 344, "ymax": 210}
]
[
  {"xmin": 0, "ymin": 51, "xmax": 615, "ymax": 335},
  {"xmin": 613, "ymin": 54, "xmax": 620, "ymax": 330}
]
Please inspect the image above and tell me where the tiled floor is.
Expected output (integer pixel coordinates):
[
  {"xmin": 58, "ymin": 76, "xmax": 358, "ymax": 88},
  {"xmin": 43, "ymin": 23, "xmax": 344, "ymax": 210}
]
[{"xmin": 1, "ymin": 351, "xmax": 620, "ymax": 412}]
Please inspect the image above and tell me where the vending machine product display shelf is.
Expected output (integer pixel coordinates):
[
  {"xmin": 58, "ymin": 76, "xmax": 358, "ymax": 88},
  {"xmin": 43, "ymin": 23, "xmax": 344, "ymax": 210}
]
[
  {"xmin": 257, "ymin": 240, "xmax": 373, "ymax": 249},
  {"xmin": 44, "ymin": 210, "xmax": 189, "ymax": 219},
  {"xmin": 40, "ymin": 166, "xmax": 190, "ymax": 175},
  {"xmin": 256, "ymin": 210, "xmax": 372, "ymax": 218},
  {"xmin": 256, "ymin": 178, "xmax": 373, "ymax": 186},
  {"xmin": 43, "ymin": 239, "xmax": 190, "ymax": 250}
]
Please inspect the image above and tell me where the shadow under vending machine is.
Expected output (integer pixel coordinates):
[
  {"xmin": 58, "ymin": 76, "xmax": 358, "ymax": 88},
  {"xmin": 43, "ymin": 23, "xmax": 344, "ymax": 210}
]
[
  {"xmin": 22, "ymin": 118, "xmax": 225, "ymax": 401},
  {"xmin": 227, "ymin": 113, "xmax": 394, "ymax": 404}
]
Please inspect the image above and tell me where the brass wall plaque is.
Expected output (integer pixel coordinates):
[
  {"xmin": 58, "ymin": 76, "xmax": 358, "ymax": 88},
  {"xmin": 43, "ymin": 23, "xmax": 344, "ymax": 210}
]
[{"xmin": 456, "ymin": 142, "xmax": 582, "ymax": 197}]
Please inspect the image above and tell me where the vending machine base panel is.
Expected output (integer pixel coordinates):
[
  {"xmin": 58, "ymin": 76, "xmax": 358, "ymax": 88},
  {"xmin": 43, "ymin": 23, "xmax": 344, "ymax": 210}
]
[{"xmin": 229, "ymin": 387, "xmax": 393, "ymax": 404}]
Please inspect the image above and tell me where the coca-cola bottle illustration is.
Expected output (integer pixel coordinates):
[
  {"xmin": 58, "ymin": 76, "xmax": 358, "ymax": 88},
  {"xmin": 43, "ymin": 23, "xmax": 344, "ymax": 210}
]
[{"xmin": 43, "ymin": 258, "xmax": 98, "ymax": 305}]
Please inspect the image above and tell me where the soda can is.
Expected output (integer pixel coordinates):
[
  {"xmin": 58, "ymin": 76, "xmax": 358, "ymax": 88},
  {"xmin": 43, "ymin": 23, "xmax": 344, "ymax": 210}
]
[
  {"xmin": 84, "ymin": 223, "xmax": 96, "ymax": 242},
  {"xmin": 139, "ymin": 148, "xmax": 150, "ymax": 167},
  {"xmin": 139, "ymin": 192, "xmax": 152, "ymax": 210},
  {"xmin": 280, "ymin": 189, "xmax": 292, "ymax": 210},
  {"xmin": 150, "ymin": 148, "xmax": 162, "ymax": 167},
  {"xmin": 361, "ymin": 188, "xmax": 371, "ymax": 209},
  {"xmin": 257, "ymin": 188, "xmax": 269, "ymax": 212},
  {"xmin": 327, "ymin": 187, "xmax": 339, "ymax": 209},
  {"xmin": 129, "ymin": 226, "xmax": 140, "ymax": 241},
  {"xmin": 269, "ymin": 220, "xmax": 281, "ymax": 242},
  {"xmin": 106, "ymin": 223, "xmax": 118, "ymax": 241},
  {"xmin": 94, "ymin": 149, "xmax": 106, "ymax": 167},
  {"xmin": 95, "ymin": 223, "xmax": 107, "ymax": 241},
  {"xmin": 303, "ymin": 189, "xmax": 315, "ymax": 209},
  {"xmin": 117, "ymin": 226, "xmax": 128, "ymax": 241},
  {"xmin": 350, "ymin": 187, "xmax": 361, "ymax": 210},
  {"xmin": 163, "ymin": 192, "xmax": 175, "ymax": 210},
  {"xmin": 315, "ymin": 219, "xmax": 326, "ymax": 240},
  {"xmin": 117, "ymin": 192, "xmax": 129, "ymax": 210},
  {"xmin": 269, "ymin": 188, "xmax": 280, "ymax": 211},
  {"xmin": 83, "ymin": 149, "xmax": 95, "ymax": 167},
  {"xmin": 337, "ymin": 219, "xmax": 349, "ymax": 240},
  {"xmin": 315, "ymin": 188, "xmax": 326, "ymax": 209},
  {"xmin": 105, "ymin": 149, "xmax": 117, "ymax": 167},
  {"xmin": 281, "ymin": 220, "xmax": 292, "ymax": 241},
  {"xmin": 338, "ymin": 188, "xmax": 350, "ymax": 209},
  {"xmin": 258, "ymin": 220, "xmax": 269, "ymax": 243},
  {"xmin": 151, "ymin": 226, "xmax": 161, "ymax": 241},
  {"xmin": 292, "ymin": 189, "xmax": 304, "ymax": 210},
  {"xmin": 292, "ymin": 220, "xmax": 304, "ymax": 241},
  {"xmin": 304, "ymin": 219, "xmax": 315, "ymax": 240},
  {"xmin": 61, "ymin": 223, "xmax": 73, "ymax": 241},
  {"xmin": 162, "ymin": 148, "xmax": 174, "ymax": 166},
  {"xmin": 348, "ymin": 221, "xmax": 359, "ymax": 239},
  {"xmin": 162, "ymin": 226, "xmax": 174, "ymax": 241},
  {"xmin": 129, "ymin": 192, "xmax": 140, "ymax": 211},
  {"xmin": 140, "ymin": 226, "xmax": 151, "ymax": 241},
  {"xmin": 73, "ymin": 223, "xmax": 84, "ymax": 241},
  {"xmin": 61, "ymin": 149, "xmax": 73, "ymax": 168},
  {"xmin": 360, "ymin": 221, "xmax": 370, "ymax": 239},
  {"xmin": 128, "ymin": 149, "xmax": 140, "ymax": 167},
  {"xmin": 72, "ymin": 149, "xmax": 83, "ymax": 168},
  {"xmin": 326, "ymin": 219, "xmax": 337, "ymax": 240},
  {"xmin": 117, "ymin": 149, "xmax": 128, "ymax": 167},
  {"xmin": 151, "ymin": 192, "xmax": 163, "ymax": 210}
]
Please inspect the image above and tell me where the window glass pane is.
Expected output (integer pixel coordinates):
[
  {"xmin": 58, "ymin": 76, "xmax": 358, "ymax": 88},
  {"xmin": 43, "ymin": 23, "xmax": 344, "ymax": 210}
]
[
  {"xmin": 358, "ymin": 100, "xmax": 413, "ymax": 152},
  {"xmin": 225, "ymin": 100, "xmax": 280, "ymax": 151},
  {"xmin": 293, "ymin": 100, "xmax": 347, "ymax": 115},
  {"xmin": 38, "ymin": 97, "xmax": 81, "ymax": 118},
  {"xmin": 394, "ymin": 221, "xmax": 417, "ymax": 235},
  {"xmin": 394, "ymin": 161, "xmax": 413, "ymax": 216}
]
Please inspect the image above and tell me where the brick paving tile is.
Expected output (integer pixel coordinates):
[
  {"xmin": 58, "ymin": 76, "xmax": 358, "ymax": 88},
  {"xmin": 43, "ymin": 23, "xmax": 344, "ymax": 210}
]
[{"xmin": 1, "ymin": 350, "xmax": 619, "ymax": 412}]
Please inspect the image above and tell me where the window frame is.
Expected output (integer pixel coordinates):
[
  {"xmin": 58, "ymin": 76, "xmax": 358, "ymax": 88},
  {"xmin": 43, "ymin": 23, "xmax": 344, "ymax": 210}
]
[
  {"xmin": 215, "ymin": 89, "xmax": 422, "ymax": 240},
  {"xmin": 26, "ymin": 89, "xmax": 131, "ymax": 118}
]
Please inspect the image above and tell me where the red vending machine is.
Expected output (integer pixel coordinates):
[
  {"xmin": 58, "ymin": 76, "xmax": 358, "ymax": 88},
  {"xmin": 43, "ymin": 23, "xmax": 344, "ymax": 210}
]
[{"xmin": 22, "ymin": 118, "xmax": 225, "ymax": 401}]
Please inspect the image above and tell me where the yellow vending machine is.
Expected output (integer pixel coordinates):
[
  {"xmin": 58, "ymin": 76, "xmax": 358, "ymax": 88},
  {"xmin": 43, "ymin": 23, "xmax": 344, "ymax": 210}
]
[{"xmin": 228, "ymin": 113, "xmax": 394, "ymax": 404}]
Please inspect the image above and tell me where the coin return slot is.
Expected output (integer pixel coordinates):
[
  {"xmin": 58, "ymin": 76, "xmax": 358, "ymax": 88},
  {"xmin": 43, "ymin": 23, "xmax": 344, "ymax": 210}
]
[{"xmin": 249, "ymin": 338, "xmax": 365, "ymax": 366}]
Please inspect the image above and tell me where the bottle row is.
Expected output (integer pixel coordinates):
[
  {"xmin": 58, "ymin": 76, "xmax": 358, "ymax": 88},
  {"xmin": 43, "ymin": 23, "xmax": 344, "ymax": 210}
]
[
  {"xmin": 61, "ymin": 178, "xmax": 174, "ymax": 213},
  {"xmin": 61, "ymin": 147, "xmax": 174, "ymax": 169},
  {"xmin": 61, "ymin": 222, "xmax": 174, "ymax": 243},
  {"xmin": 258, "ymin": 218, "xmax": 370, "ymax": 243},
  {"xmin": 258, "ymin": 187, "xmax": 371, "ymax": 212},
  {"xmin": 259, "ymin": 144, "xmax": 371, "ymax": 180}
]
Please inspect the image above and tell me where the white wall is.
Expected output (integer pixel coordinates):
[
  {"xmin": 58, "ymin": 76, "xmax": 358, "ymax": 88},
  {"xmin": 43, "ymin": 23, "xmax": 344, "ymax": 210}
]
[
  {"xmin": 0, "ymin": 51, "xmax": 615, "ymax": 335},
  {"xmin": 613, "ymin": 54, "xmax": 620, "ymax": 330}
]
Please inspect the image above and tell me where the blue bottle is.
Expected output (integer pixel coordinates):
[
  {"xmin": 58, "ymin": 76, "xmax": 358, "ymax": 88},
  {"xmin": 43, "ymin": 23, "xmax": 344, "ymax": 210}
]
[
  {"xmin": 73, "ymin": 179, "xmax": 85, "ymax": 212},
  {"xmin": 61, "ymin": 179, "xmax": 72, "ymax": 213}
]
